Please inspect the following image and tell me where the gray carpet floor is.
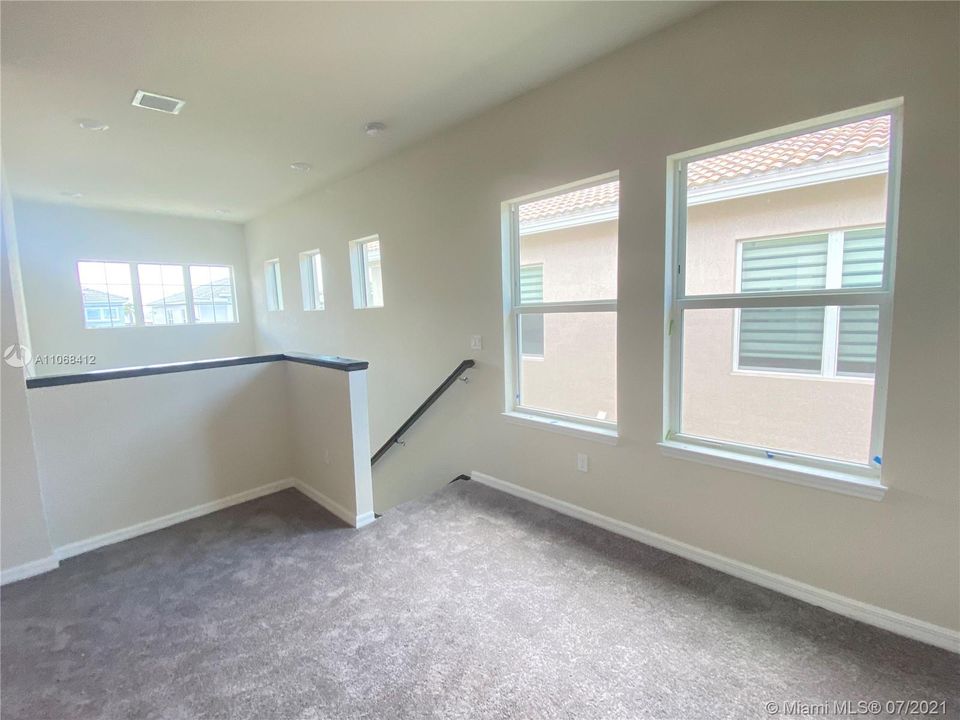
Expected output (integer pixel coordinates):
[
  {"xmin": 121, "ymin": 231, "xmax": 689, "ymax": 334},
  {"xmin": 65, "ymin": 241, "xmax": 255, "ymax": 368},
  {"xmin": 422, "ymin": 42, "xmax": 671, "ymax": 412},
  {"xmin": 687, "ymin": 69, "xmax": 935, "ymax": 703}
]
[{"xmin": 2, "ymin": 481, "xmax": 957, "ymax": 719}]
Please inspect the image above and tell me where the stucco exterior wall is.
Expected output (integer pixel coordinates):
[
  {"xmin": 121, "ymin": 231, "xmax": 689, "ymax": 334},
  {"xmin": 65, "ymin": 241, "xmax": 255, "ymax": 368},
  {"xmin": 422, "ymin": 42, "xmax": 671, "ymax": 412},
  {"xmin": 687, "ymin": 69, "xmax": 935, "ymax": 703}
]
[{"xmin": 519, "ymin": 220, "xmax": 617, "ymax": 421}]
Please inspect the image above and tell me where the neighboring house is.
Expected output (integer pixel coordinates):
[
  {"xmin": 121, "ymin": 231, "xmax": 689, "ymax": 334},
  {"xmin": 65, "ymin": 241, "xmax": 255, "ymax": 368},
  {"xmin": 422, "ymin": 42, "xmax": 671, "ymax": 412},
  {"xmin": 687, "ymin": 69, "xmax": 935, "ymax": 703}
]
[
  {"xmin": 517, "ymin": 117, "xmax": 889, "ymax": 463},
  {"xmin": 81, "ymin": 287, "xmax": 134, "ymax": 328},
  {"xmin": 148, "ymin": 276, "xmax": 235, "ymax": 324}
]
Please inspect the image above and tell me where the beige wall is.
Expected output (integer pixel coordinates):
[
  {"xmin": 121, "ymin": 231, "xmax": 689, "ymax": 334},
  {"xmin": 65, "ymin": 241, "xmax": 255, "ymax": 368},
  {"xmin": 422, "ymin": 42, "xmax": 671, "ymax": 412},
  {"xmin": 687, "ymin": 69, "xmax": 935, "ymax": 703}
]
[
  {"xmin": 27, "ymin": 363, "xmax": 294, "ymax": 549},
  {"xmin": 1, "ymin": 184, "xmax": 54, "ymax": 575},
  {"xmin": 520, "ymin": 220, "xmax": 617, "ymax": 420},
  {"xmin": 683, "ymin": 177, "xmax": 886, "ymax": 462},
  {"xmin": 284, "ymin": 362, "xmax": 374, "ymax": 524},
  {"xmin": 13, "ymin": 200, "xmax": 257, "ymax": 376},
  {"xmin": 245, "ymin": 2, "xmax": 959, "ymax": 631}
]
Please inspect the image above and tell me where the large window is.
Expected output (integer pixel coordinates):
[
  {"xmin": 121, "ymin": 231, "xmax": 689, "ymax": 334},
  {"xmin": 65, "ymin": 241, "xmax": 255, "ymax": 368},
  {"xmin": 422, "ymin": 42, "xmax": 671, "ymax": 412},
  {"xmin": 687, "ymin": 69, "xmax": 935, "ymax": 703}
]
[
  {"xmin": 503, "ymin": 174, "xmax": 619, "ymax": 436},
  {"xmin": 350, "ymin": 236, "xmax": 384, "ymax": 309},
  {"xmin": 76, "ymin": 261, "xmax": 237, "ymax": 329},
  {"xmin": 663, "ymin": 103, "xmax": 901, "ymax": 497},
  {"xmin": 77, "ymin": 261, "xmax": 136, "ymax": 328}
]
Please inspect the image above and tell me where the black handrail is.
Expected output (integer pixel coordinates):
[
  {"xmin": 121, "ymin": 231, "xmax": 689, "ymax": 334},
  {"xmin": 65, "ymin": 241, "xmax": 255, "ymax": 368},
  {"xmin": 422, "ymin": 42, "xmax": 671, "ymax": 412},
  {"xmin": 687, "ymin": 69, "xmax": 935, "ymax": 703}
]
[{"xmin": 371, "ymin": 359, "xmax": 475, "ymax": 466}]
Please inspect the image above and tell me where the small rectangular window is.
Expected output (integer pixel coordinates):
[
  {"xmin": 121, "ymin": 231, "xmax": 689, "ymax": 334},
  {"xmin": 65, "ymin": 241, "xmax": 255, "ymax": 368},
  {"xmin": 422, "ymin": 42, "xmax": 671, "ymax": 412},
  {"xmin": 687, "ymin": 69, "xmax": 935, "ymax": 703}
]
[
  {"xmin": 264, "ymin": 259, "xmax": 283, "ymax": 312},
  {"xmin": 299, "ymin": 250, "xmax": 325, "ymax": 311},
  {"xmin": 503, "ymin": 175, "xmax": 619, "ymax": 432},
  {"xmin": 138, "ymin": 264, "xmax": 188, "ymax": 326},
  {"xmin": 665, "ymin": 102, "xmax": 901, "ymax": 490},
  {"xmin": 190, "ymin": 265, "xmax": 236, "ymax": 323},
  {"xmin": 77, "ymin": 261, "xmax": 136, "ymax": 328},
  {"xmin": 349, "ymin": 236, "xmax": 384, "ymax": 309}
]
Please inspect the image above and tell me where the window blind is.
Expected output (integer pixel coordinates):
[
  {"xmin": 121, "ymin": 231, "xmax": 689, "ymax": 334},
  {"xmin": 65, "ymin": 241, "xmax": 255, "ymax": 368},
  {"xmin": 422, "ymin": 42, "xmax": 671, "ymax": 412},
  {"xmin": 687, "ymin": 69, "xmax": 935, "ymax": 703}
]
[
  {"xmin": 738, "ymin": 307, "xmax": 824, "ymax": 372},
  {"xmin": 740, "ymin": 234, "xmax": 828, "ymax": 293}
]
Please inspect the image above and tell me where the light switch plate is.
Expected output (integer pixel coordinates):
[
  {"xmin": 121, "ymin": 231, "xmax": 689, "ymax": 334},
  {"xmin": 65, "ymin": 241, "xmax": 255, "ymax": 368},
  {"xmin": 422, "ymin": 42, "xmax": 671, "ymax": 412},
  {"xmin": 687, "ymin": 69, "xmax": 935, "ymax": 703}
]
[
  {"xmin": 470, "ymin": 335, "xmax": 482, "ymax": 351},
  {"xmin": 577, "ymin": 453, "xmax": 589, "ymax": 472}
]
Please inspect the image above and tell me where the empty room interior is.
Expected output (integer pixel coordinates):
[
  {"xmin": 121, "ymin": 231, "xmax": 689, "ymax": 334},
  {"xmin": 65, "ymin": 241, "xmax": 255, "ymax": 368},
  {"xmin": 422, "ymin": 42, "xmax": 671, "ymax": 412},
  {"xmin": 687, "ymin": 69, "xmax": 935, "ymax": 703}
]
[{"xmin": 1, "ymin": 1, "xmax": 958, "ymax": 717}]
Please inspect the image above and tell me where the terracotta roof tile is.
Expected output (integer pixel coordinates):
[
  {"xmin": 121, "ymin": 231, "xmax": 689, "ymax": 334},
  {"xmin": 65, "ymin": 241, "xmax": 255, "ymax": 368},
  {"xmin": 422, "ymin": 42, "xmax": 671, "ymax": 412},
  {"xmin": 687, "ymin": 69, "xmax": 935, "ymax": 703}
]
[
  {"xmin": 519, "ymin": 180, "xmax": 619, "ymax": 225},
  {"xmin": 688, "ymin": 116, "xmax": 890, "ymax": 188}
]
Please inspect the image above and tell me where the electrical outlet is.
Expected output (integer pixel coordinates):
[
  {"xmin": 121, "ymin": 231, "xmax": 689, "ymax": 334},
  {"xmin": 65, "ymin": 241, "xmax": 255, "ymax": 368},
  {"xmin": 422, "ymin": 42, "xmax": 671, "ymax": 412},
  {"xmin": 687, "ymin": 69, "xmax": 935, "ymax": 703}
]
[
  {"xmin": 577, "ymin": 453, "xmax": 589, "ymax": 473},
  {"xmin": 470, "ymin": 335, "xmax": 482, "ymax": 351}
]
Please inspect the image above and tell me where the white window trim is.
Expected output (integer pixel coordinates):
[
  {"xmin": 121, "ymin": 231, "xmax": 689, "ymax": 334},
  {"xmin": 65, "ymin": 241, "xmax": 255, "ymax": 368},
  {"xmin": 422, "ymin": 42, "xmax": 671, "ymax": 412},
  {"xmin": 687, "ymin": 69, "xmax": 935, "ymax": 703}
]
[
  {"xmin": 502, "ymin": 171, "xmax": 619, "ymax": 439},
  {"xmin": 349, "ymin": 235, "xmax": 384, "ymax": 310},
  {"xmin": 78, "ymin": 261, "xmax": 238, "ymax": 329},
  {"xmin": 188, "ymin": 264, "xmax": 239, "ymax": 325},
  {"xmin": 663, "ymin": 99, "xmax": 902, "ymax": 498},
  {"xmin": 136, "ymin": 263, "xmax": 191, "ymax": 327}
]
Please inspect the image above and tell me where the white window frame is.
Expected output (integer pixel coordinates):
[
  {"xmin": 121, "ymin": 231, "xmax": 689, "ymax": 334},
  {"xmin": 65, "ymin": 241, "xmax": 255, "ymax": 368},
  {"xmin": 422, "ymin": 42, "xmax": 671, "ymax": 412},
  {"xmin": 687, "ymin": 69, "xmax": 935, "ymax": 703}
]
[
  {"xmin": 731, "ymin": 226, "xmax": 883, "ymax": 380},
  {"xmin": 137, "ymin": 263, "xmax": 190, "ymax": 327},
  {"xmin": 501, "ymin": 171, "xmax": 619, "ymax": 442},
  {"xmin": 77, "ymin": 260, "xmax": 239, "ymax": 330},
  {"xmin": 299, "ymin": 250, "xmax": 325, "ymax": 311},
  {"xmin": 661, "ymin": 99, "xmax": 903, "ymax": 500},
  {"xmin": 76, "ymin": 260, "xmax": 139, "ymax": 329},
  {"xmin": 188, "ymin": 264, "xmax": 238, "ymax": 324},
  {"xmin": 264, "ymin": 259, "xmax": 284, "ymax": 312},
  {"xmin": 349, "ymin": 235, "xmax": 384, "ymax": 310}
]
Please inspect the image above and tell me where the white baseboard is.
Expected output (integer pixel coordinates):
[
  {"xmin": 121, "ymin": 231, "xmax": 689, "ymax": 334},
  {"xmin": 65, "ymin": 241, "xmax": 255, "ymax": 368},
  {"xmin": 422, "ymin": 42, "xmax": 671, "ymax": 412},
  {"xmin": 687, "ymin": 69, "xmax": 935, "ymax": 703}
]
[
  {"xmin": 355, "ymin": 511, "xmax": 377, "ymax": 528},
  {"xmin": 54, "ymin": 479, "xmax": 296, "ymax": 561},
  {"xmin": 292, "ymin": 479, "xmax": 374, "ymax": 529},
  {"xmin": 0, "ymin": 554, "xmax": 60, "ymax": 586},
  {"xmin": 471, "ymin": 471, "xmax": 960, "ymax": 653}
]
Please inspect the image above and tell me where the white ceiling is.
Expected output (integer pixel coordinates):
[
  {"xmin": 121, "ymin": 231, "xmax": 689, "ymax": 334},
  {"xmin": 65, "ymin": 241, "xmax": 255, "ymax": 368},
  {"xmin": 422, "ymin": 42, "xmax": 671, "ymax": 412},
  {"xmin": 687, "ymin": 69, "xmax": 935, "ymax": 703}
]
[{"xmin": 1, "ymin": 1, "xmax": 706, "ymax": 222}]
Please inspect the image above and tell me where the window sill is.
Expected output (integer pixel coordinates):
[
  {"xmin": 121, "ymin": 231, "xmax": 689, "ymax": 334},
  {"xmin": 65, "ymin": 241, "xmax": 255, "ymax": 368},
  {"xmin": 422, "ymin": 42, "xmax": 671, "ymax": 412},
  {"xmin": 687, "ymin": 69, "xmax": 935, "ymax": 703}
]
[
  {"xmin": 657, "ymin": 440, "xmax": 886, "ymax": 500},
  {"xmin": 502, "ymin": 411, "xmax": 618, "ymax": 445},
  {"xmin": 731, "ymin": 369, "xmax": 874, "ymax": 384}
]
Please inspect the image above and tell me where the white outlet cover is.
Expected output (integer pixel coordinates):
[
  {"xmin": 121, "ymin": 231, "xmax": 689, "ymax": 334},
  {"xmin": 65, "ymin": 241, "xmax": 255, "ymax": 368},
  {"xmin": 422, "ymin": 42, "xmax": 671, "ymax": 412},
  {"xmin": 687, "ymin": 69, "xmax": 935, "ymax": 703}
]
[
  {"xmin": 470, "ymin": 335, "xmax": 482, "ymax": 350},
  {"xmin": 577, "ymin": 453, "xmax": 589, "ymax": 472}
]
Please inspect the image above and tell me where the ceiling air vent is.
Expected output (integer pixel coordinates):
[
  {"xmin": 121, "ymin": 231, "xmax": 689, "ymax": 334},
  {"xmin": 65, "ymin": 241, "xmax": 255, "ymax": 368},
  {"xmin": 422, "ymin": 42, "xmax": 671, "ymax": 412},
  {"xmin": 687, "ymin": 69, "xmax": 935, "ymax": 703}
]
[{"xmin": 131, "ymin": 90, "xmax": 185, "ymax": 115}]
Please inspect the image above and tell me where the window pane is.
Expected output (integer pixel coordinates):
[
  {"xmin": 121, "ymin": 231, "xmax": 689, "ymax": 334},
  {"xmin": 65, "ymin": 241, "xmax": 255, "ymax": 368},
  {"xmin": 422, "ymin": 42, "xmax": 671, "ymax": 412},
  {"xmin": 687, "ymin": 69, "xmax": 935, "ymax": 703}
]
[
  {"xmin": 682, "ymin": 308, "xmax": 874, "ymax": 463},
  {"xmin": 842, "ymin": 228, "xmax": 885, "ymax": 288},
  {"xmin": 191, "ymin": 265, "xmax": 211, "ymax": 287},
  {"xmin": 519, "ymin": 313, "xmax": 544, "ymax": 357},
  {"xmin": 740, "ymin": 235, "xmax": 828, "ymax": 292},
  {"xmin": 363, "ymin": 241, "xmax": 383, "ymax": 307},
  {"xmin": 264, "ymin": 261, "xmax": 281, "ymax": 311},
  {"xmin": 518, "ymin": 180, "xmax": 618, "ymax": 303},
  {"xmin": 837, "ymin": 306, "xmax": 879, "ymax": 376},
  {"xmin": 77, "ymin": 261, "xmax": 106, "ymax": 285},
  {"xmin": 78, "ymin": 262, "xmax": 135, "ymax": 328},
  {"xmin": 738, "ymin": 307, "xmax": 825, "ymax": 373},
  {"xmin": 138, "ymin": 263, "xmax": 186, "ymax": 326},
  {"xmin": 312, "ymin": 253, "xmax": 324, "ymax": 309},
  {"xmin": 137, "ymin": 263, "xmax": 162, "ymax": 285},
  {"xmin": 104, "ymin": 262, "xmax": 131, "ymax": 285},
  {"xmin": 518, "ymin": 311, "xmax": 616, "ymax": 423},
  {"xmin": 685, "ymin": 116, "xmax": 891, "ymax": 296},
  {"xmin": 300, "ymin": 251, "xmax": 324, "ymax": 311},
  {"xmin": 519, "ymin": 264, "xmax": 543, "ymax": 304},
  {"xmin": 191, "ymin": 265, "xmax": 236, "ymax": 321}
]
